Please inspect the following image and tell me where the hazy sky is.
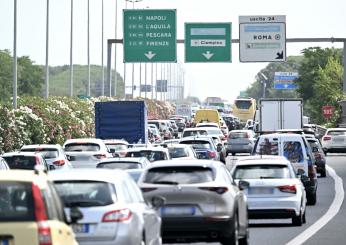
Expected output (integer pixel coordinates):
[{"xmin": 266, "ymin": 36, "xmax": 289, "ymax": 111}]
[{"xmin": 0, "ymin": 0, "xmax": 345, "ymax": 101}]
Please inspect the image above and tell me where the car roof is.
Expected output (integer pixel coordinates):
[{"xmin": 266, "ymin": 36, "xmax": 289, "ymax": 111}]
[
  {"xmin": 21, "ymin": 144, "xmax": 61, "ymax": 149},
  {"xmin": 326, "ymin": 128, "xmax": 346, "ymax": 131},
  {"xmin": 0, "ymin": 170, "xmax": 48, "ymax": 183},
  {"xmin": 98, "ymin": 157, "xmax": 146, "ymax": 163},
  {"xmin": 63, "ymin": 138, "xmax": 105, "ymax": 145},
  {"xmin": 102, "ymin": 139, "xmax": 129, "ymax": 145},
  {"xmin": 49, "ymin": 168, "xmax": 129, "ymax": 183},
  {"xmin": 180, "ymin": 136, "xmax": 214, "ymax": 142},
  {"xmin": 144, "ymin": 159, "xmax": 221, "ymax": 169},
  {"xmin": 127, "ymin": 146, "xmax": 168, "ymax": 151},
  {"xmin": 230, "ymin": 130, "xmax": 253, "ymax": 133},
  {"xmin": 234, "ymin": 156, "xmax": 290, "ymax": 166},
  {"xmin": 2, "ymin": 151, "xmax": 43, "ymax": 157},
  {"xmin": 258, "ymin": 133, "xmax": 305, "ymax": 139}
]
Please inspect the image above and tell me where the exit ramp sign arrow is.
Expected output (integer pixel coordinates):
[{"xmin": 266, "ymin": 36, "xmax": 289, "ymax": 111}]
[{"xmin": 185, "ymin": 23, "xmax": 232, "ymax": 63}]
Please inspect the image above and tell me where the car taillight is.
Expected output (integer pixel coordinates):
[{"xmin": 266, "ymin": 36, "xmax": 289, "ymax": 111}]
[
  {"xmin": 52, "ymin": 159, "xmax": 65, "ymax": 166},
  {"xmin": 208, "ymin": 150, "xmax": 217, "ymax": 158},
  {"xmin": 32, "ymin": 183, "xmax": 47, "ymax": 221},
  {"xmin": 278, "ymin": 185, "xmax": 296, "ymax": 194},
  {"xmin": 94, "ymin": 154, "xmax": 107, "ymax": 159},
  {"xmin": 199, "ymin": 187, "xmax": 228, "ymax": 194},
  {"xmin": 322, "ymin": 136, "xmax": 332, "ymax": 141},
  {"xmin": 102, "ymin": 208, "xmax": 132, "ymax": 222},
  {"xmin": 140, "ymin": 187, "xmax": 157, "ymax": 192},
  {"xmin": 38, "ymin": 221, "xmax": 52, "ymax": 245}
]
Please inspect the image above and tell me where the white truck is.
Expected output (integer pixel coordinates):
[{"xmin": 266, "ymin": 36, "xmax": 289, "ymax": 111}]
[{"xmin": 258, "ymin": 98, "xmax": 303, "ymax": 132}]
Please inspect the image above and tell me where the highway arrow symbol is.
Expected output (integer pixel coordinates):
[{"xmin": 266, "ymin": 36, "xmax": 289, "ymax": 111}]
[
  {"xmin": 202, "ymin": 51, "xmax": 214, "ymax": 60},
  {"xmin": 276, "ymin": 51, "xmax": 284, "ymax": 59},
  {"xmin": 144, "ymin": 51, "xmax": 156, "ymax": 60}
]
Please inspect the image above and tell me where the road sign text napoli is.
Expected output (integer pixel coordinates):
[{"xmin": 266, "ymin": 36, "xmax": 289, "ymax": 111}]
[
  {"xmin": 185, "ymin": 23, "xmax": 231, "ymax": 62},
  {"xmin": 123, "ymin": 9, "xmax": 176, "ymax": 62},
  {"xmin": 239, "ymin": 15, "xmax": 286, "ymax": 62}
]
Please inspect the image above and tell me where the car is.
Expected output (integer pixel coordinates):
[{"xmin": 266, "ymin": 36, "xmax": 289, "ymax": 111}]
[
  {"xmin": 321, "ymin": 128, "xmax": 346, "ymax": 155},
  {"xmin": 0, "ymin": 157, "xmax": 10, "ymax": 170},
  {"xmin": 225, "ymin": 130, "xmax": 256, "ymax": 156},
  {"xmin": 50, "ymin": 169, "xmax": 163, "ymax": 245},
  {"xmin": 0, "ymin": 169, "xmax": 80, "ymax": 245},
  {"xmin": 252, "ymin": 133, "xmax": 318, "ymax": 205},
  {"xmin": 1, "ymin": 152, "xmax": 53, "ymax": 171},
  {"xmin": 196, "ymin": 122, "xmax": 219, "ymax": 128},
  {"xmin": 179, "ymin": 136, "xmax": 225, "ymax": 163},
  {"xmin": 182, "ymin": 128, "xmax": 208, "ymax": 138},
  {"xmin": 125, "ymin": 146, "xmax": 171, "ymax": 162},
  {"xmin": 230, "ymin": 155, "xmax": 307, "ymax": 226},
  {"xmin": 176, "ymin": 121, "xmax": 186, "ymax": 132},
  {"xmin": 20, "ymin": 144, "xmax": 73, "ymax": 170},
  {"xmin": 138, "ymin": 160, "xmax": 249, "ymax": 244},
  {"xmin": 63, "ymin": 138, "xmax": 112, "ymax": 168},
  {"xmin": 163, "ymin": 138, "xmax": 181, "ymax": 145},
  {"xmin": 166, "ymin": 144, "xmax": 197, "ymax": 160},
  {"xmin": 307, "ymin": 137, "xmax": 327, "ymax": 177},
  {"xmin": 96, "ymin": 157, "xmax": 150, "ymax": 169},
  {"xmin": 125, "ymin": 169, "xmax": 144, "ymax": 183},
  {"xmin": 102, "ymin": 139, "xmax": 129, "ymax": 157}
]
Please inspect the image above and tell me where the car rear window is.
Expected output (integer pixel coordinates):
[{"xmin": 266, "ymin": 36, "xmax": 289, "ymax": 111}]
[
  {"xmin": 255, "ymin": 138, "xmax": 279, "ymax": 155},
  {"xmin": 207, "ymin": 129, "xmax": 222, "ymax": 135},
  {"xmin": 54, "ymin": 181, "xmax": 114, "ymax": 207},
  {"xmin": 180, "ymin": 140, "xmax": 212, "ymax": 150},
  {"xmin": 233, "ymin": 165, "xmax": 291, "ymax": 179},
  {"xmin": 327, "ymin": 130, "xmax": 346, "ymax": 136},
  {"xmin": 143, "ymin": 166, "xmax": 215, "ymax": 184},
  {"xmin": 21, "ymin": 148, "xmax": 59, "ymax": 159},
  {"xmin": 0, "ymin": 182, "xmax": 35, "ymax": 221},
  {"xmin": 229, "ymin": 132, "xmax": 248, "ymax": 139},
  {"xmin": 97, "ymin": 162, "xmax": 141, "ymax": 169},
  {"xmin": 168, "ymin": 147, "xmax": 189, "ymax": 158},
  {"xmin": 64, "ymin": 143, "xmax": 100, "ymax": 152},
  {"xmin": 126, "ymin": 150, "xmax": 166, "ymax": 161},
  {"xmin": 182, "ymin": 130, "xmax": 207, "ymax": 137},
  {"xmin": 105, "ymin": 144, "xmax": 128, "ymax": 151},
  {"xmin": 3, "ymin": 156, "xmax": 38, "ymax": 170}
]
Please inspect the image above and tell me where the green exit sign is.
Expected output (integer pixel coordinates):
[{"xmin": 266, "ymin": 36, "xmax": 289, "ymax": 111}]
[
  {"xmin": 185, "ymin": 23, "xmax": 232, "ymax": 62},
  {"xmin": 123, "ymin": 9, "xmax": 177, "ymax": 63}
]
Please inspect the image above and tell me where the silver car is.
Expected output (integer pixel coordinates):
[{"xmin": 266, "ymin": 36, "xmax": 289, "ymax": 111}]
[
  {"xmin": 50, "ymin": 169, "xmax": 163, "ymax": 245},
  {"xmin": 225, "ymin": 130, "xmax": 256, "ymax": 156},
  {"xmin": 20, "ymin": 144, "xmax": 72, "ymax": 170},
  {"xmin": 63, "ymin": 138, "xmax": 112, "ymax": 168},
  {"xmin": 138, "ymin": 160, "xmax": 249, "ymax": 245},
  {"xmin": 96, "ymin": 157, "xmax": 150, "ymax": 169}
]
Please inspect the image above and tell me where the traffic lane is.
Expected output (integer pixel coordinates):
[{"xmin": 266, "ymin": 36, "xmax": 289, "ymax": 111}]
[
  {"xmin": 248, "ymin": 171, "xmax": 334, "ymax": 245},
  {"xmin": 303, "ymin": 154, "xmax": 346, "ymax": 245}
]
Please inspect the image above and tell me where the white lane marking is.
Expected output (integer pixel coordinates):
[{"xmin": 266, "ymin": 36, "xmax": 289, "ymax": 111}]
[{"xmin": 286, "ymin": 165, "xmax": 344, "ymax": 245}]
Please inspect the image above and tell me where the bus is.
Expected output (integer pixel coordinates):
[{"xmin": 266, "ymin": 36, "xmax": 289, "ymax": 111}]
[{"xmin": 232, "ymin": 97, "xmax": 257, "ymax": 123}]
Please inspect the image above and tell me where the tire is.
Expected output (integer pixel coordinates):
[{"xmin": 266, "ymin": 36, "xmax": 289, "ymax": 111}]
[
  {"xmin": 307, "ymin": 191, "xmax": 317, "ymax": 205},
  {"xmin": 324, "ymin": 151, "xmax": 328, "ymax": 156},
  {"xmin": 238, "ymin": 226, "xmax": 249, "ymax": 245},
  {"xmin": 232, "ymin": 153, "xmax": 236, "ymax": 156},
  {"xmin": 220, "ymin": 213, "xmax": 239, "ymax": 245},
  {"xmin": 303, "ymin": 209, "xmax": 306, "ymax": 224},
  {"xmin": 292, "ymin": 211, "xmax": 303, "ymax": 226}
]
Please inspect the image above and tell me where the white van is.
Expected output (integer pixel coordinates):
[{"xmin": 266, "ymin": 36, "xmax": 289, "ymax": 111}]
[{"xmin": 252, "ymin": 133, "xmax": 318, "ymax": 205}]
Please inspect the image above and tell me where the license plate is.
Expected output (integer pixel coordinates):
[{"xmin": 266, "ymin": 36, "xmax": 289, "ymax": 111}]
[
  {"xmin": 248, "ymin": 187, "xmax": 273, "ymax": 195},
  {"xmin": 72, "ymin": 224, "xmax": 90, "ymax": 233},
  {"xmin": 333, "ymin": 138, "xmax": 344, "ymax": 142},
  {"xmin": 161, "ymin": 207, "xmax": 196, "ymax": 216}
]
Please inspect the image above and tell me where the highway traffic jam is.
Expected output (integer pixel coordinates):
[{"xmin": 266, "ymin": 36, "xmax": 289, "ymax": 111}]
[{"xmin": 0, "ymin": 98, "xmax": 343, "ymax": 245}]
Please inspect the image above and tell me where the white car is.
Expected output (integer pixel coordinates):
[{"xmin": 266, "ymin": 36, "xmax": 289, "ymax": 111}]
[
  {"xmin": 20, "ymin": 144, "xmax": 73, "ymax": 170},
  {"xmin": 63, "ymin": 138, "xmax": 112, "ymax": 168},
  {"xmin": 321, "ymin": 128, "xmax": 346, "ymax": 155},
  {"xmin": 196, "ymin": 122, "xmax": 219, "ymax": 128},
  {"xmin": 166, "ymin": 144, "xmax": 197, "ymax": 160},
  {"xmin": 102, "ymin": 139, "xmax": 129, "ymax": 157},
  {"xmin": 138, "ymin": 160, "xmax": 249, "ymax": 244},
  {"xmin": 50, "ymin": 169, "xmax": 163, "ymax": 245},
  {"xmin": 125, "ymin": 146, "xmax": 171, "ymax": 162},
  {"xmin": 230, "ymin": 155, "xmax": 307, "ymax": 226}
]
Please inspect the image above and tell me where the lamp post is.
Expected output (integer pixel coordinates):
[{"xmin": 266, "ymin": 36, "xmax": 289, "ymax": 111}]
[{"xmin": 258, "ymin": 72, "xmax": 268, "ymax": 98}]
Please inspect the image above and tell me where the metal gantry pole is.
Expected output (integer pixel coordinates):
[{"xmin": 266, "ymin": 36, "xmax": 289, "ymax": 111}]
[
  {"xmin": 106, "ymin": 41, "xmax": 112, "ymax": 97},
  {"xmin": 114, "ymin": 0, "xmax": 118, "ymax": 98},
  {"xmin": 87, "ymin": 0, "xmax": 91, "ymax": 96},
  {"xmin": 69, "ymin": 0, "xmax": 74, "ymax": 97},
  {"xmin": 45, "ymin": 0, "xmax": 50, "ymax": 99},
  {"xmin": 155, "ymin": 63, "xmax": 158, "ymax": 100},
  {"xmin": 101, "ymin": 0, "xmax": 104, "ymax": 96},
  {"xmin": 151, "ymin": 63, "xmax": 154, "ymax": 99},
  {"xmin": 13, "ymin": 0, "xmax": 17, "ymax": 109},
  {"xmin": 132, "ymin": 64, "xmax": 135, "ymax": 98},
  {"xmin": 139, "ymin": 63, "xmax": 142, "ymax": 98},
  {"xmin": 343, "ymin": 41, "xmax": 346, "ymax": 92},
  {"xmin": 160, "ymin": 63, "xmax": 163, "ymax": 101}
]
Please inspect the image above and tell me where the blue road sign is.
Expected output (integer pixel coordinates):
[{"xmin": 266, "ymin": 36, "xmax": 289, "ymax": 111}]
[{"xmin": 274, "ymin": 72, "xmax": 298, "ymax": 89}]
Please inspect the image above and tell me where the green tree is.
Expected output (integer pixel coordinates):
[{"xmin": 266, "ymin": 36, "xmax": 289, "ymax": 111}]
[
  {"xmin": 18, "ymin": 56, "xmax": 44, "ymax": 96},
  {"xmin": 0, "ymin": 50, "xmax": 13, "ymax": 102}
]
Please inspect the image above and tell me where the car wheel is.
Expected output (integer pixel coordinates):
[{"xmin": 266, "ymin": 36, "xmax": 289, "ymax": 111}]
[
  {"xmin": 303, "ymin": 209, "xmax": 306, "ymax": 224},
  {"xmin": 238, "ymin": 226, "xmax": 249, "ymax": 245},
  {"xmin": 320, "ymin": 168, "xmax": 327, "ymax": 177},
  {"xmin": 307, "ymin": 191, "xmax": 317, "ymax": 205},
  {"xmin": 292, "ymin": 210, "xmax": 303, "ymax": 226},
  {"xmin": 220, "ymin": 213, "xmax": 239, "ymax": 245},
  {"xmin": 324, "ymin": 151, "xmax": 327, "ymax": 156}
]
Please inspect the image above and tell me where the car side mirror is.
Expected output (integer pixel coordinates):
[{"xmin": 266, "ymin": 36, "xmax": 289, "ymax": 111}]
[
  {"xmin": 238, "ymin": 180, "xmax": 250, "ymax": 190},
  {"xmin": 69, "ymin": 207, "xmax": 84, "ymax": 224},
  {"xmin": 151, "ymin": 196, "xmax": 165, "ymax": 210},
  {"xmin": 49, "ymin": 165, "xmax": 56, "ymax": 171},
  {"xmin": 109, "ymin": 148, "xmax": 116, "ymax": 153}
]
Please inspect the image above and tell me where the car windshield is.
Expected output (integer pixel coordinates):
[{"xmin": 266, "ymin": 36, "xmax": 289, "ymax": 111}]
[
  {"xmin": 21, "ymin": 148, "xmax": 59, "ymax": 159},
  {"xmin": 125, "ymin": 150, "xmax": 166, "ymax": 161},
  {"xmin": 54, "ymin": 181, "xmax": 114, "ymax": 207},
  {"xmin": 180, "ymin": 140, "xmax": 212, "ymax": 150},
  {"xmin": 64, "ymin": 143, "xmax": 100, "ymax": 152},
  {"xmin": 327, "ymin": 130, "xmax": 346, "ymax": 136},
  {"xmin": 233, "ymin": 165, "xmax": 291, "ymax": 179},
  {"xmin": 97, "ymin": 162, "xmax": 141, "ymax": 169},
  {"xmin": 0, "ymin": 182, "xmax": 35, "ymax": 222},
  {"xmin": 144, "ymin": 166, "xmax": 215, "ymax": 184},
  {"xmin": 168, "ymin": 147, "xmax": 189, "ymax": 158},
  {"xmin": 3, "ymin": 156, "xmax": 38, "ymax": 170}
]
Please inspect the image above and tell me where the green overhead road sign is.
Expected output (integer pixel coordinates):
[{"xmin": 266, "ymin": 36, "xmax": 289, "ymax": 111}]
[
  {"xmin": 185, "ymin": 23, "xmax": 231, "ymax": 62},
  {"xmin": 123, "ymin": 9, "xmax": 176, "ymax": 63}
]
